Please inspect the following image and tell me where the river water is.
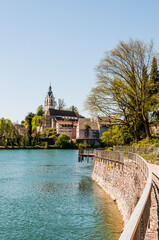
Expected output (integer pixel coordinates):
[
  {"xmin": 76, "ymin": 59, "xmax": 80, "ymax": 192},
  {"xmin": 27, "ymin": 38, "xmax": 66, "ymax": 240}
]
[{"xmin": 0, "ymin": 150, "xmax": 123, "ymax": 240}]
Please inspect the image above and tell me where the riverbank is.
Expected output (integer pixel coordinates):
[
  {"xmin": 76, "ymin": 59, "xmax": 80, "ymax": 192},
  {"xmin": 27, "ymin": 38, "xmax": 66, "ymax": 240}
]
[
  {"xmin": 0, "ymin": 145, "xmax": 78, "ymax": 150},
  {"xmin": 92, "ymin": 158, "xmax": 146, "ymax": 225}
]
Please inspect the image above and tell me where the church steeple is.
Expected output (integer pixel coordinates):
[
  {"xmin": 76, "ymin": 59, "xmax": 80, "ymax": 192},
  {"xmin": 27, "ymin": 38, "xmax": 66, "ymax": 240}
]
[{"xmin": 45, "ymin": 84, "xmax": 55, "ymax": 112}]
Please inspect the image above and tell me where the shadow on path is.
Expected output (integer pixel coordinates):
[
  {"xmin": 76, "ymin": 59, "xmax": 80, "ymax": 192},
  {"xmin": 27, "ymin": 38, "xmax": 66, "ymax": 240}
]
[{"xmin": 152, "ymin": 172, "xmax": 159, "ymax": 239}]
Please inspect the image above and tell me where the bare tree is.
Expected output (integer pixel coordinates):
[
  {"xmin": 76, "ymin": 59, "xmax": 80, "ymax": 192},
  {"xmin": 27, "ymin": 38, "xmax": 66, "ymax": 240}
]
[{"xmin": 57, "ymin": 98, "xmax": 66, "ymax": 110}]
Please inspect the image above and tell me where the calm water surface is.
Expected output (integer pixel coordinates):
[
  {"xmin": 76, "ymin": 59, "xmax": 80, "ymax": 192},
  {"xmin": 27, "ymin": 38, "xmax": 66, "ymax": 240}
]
[{"xmin": 0, "ymin": 150, "xmax": 123, "ymax": 240}]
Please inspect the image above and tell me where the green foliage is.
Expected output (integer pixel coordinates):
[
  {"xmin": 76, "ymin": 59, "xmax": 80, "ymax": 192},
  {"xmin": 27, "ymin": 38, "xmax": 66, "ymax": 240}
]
[
  {"xmin": 36, "ymin": 105, "xmax": 44, "ymax": 116},
  {"xmin": 101, "ymin": 125, "xmax": 133, "ymax": 146},
  {"xmin": 150, "ymin": 57, "xmax": 159, "ymax": 95},
  {"xmin": 106, "ymin": 147, "xmax": 113, "ymax": 151},
  {"xmin": 55, "ymin": 133, "xmax": 70, "ymax": 148},
  {"xmin": 0, "ymin": 118, "xmax": 20, "ymax": 147},
  {"xmin": 78, "ymin": 140, "xmax": 91, "ymax": 149},
  {"xmin": 0, "ymin": 118, "xmax": 11, "ymax": 136},
  {"xmin": 31, "ymin": 132, "xmax": 41, "ymax": 146},
  {"xmin": 149, "ymin": 57, "xmax": 159, "ymax": 123},
  {"xmin": 140, "ymin": 153, "xmax": 159, "ymax": 165},
  {"xmin": 32, "ymin": 115, "xmax": 43, "ymax": 131},
  {"xmin": 41, "ymin": 127, "xmax": 58, "ymax": 138},
  {"xmin": 25, "ymin": 112, "xmax": 35, "ymax": 146},
  {"xmin": 85, "ymin": 40, "xmax": 159, "ymax": 141},
  {"xmin": 132, "ymin": 137, "xmax": 159, "ymax": 147},
  {"xmin": 69, "ymin": 105, "xmax": 78, "ymax": 112},
  {"xmin": 68, "ymin": 105, "xmax": 80, "ymax": 117}
]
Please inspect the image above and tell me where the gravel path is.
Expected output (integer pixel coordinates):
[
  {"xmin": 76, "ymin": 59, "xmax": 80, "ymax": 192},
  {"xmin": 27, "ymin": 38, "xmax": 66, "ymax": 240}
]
[{"xmin": 145, "ymin": 164, "xmax": 159, "ymax": 240}]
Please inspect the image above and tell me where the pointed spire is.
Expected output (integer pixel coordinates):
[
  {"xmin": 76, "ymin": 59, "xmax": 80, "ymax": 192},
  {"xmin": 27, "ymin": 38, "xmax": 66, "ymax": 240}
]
[
  {"xmin": 48, "ymin": 83, "xmax": 53, "ymax": 96},
  {"xmin": 49, "ymin": 82, "xmax": 52, "ymax": 92},
  {"xmin": 45, "ymin": 84, "xmax": 55, "ymax": 112}
]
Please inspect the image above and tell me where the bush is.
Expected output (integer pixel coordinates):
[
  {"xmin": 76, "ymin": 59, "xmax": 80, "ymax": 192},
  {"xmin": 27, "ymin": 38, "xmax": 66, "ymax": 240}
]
[
  {"xmin": 132, "ymin": 137, "xmax": 159, "ymax": 147},
  {"xmin": 55, "ymin": 134, "xmax": 70, "ymax": 149},
  {"xmin": 101, "ymin": 125, "xmax": 133, "ymax": 146},
  {"xmin": 78, "ymin": 140, "xmax": 91, "ymax": 149},
  {"xmin": 106, "ymin": 147, "xmax": 113, "ymax": 151}
]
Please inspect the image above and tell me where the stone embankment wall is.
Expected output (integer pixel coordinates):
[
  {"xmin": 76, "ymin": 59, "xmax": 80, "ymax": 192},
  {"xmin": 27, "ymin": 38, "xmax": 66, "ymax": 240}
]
[{"xmin": 92, "ymin": 158, "xmax": 146, "ymax": 225}]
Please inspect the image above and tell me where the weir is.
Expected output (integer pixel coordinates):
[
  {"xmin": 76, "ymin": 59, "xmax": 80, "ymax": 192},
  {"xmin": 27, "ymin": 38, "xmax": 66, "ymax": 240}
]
[{"xmin": 78, "ymin": 148, "xmax": 152, "ymax": 240}]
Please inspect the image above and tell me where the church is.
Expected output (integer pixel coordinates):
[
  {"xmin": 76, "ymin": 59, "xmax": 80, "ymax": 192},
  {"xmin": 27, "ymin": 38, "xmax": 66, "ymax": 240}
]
[{"xmin": 41, "ymin": 85, "xmax": 79, "ymax": 139}]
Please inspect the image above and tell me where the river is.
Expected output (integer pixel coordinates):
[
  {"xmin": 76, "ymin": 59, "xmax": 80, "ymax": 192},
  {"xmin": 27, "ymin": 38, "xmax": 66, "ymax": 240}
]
[{"xmin": 0, "ymin": 149, "xmax": 123, "ymax": 240}]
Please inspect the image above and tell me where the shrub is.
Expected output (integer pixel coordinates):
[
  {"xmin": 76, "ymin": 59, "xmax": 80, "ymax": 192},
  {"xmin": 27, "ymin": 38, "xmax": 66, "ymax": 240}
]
[{"xmin": 55, "ymin": 134, "xmax": 70, "ymax": 149}]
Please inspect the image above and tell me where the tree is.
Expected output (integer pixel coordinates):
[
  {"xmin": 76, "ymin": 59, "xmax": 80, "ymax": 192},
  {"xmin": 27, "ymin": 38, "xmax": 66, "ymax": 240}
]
[
  {"xmin": 41, "ymin": 127, "xmax": 58, "ymax": 138},
  {"xmin": 68, "ymin": 105, "xmax": 81, "ymax": 117},
  {"xmin": 32, "ymin": 115, "xmax": 43, "ymax": 131},
  {"xmin": 149, "ymin": 57, "xmax": 159, "ymax": 123},
  {"xmin": 101, "ymin": 125, "xmax": 133, "ymax": 146},
  {"xmin": 25, "ymin": 112, "xmax": 35, "ymax": 146},
  {"xmin": 0, "ymin": 118, "xmax": 19, "ymax": 147},
  {"xmin": 69, "ymin": 105, "xmax": 78, "ymax": 112},
  {"xmin": 36, "ymin": 105, "xmax": 44, "ymax": 116},
  {"xmin": 85, "ymin": 40, "xmax": 157, "ymax": 141},
  {"xmin": 55, "ymin": 133, "xmax": 70, "ymax": 148},
  {"xmin": 57, "ymin": 98, "xmax": 66, "ymax": 110}
]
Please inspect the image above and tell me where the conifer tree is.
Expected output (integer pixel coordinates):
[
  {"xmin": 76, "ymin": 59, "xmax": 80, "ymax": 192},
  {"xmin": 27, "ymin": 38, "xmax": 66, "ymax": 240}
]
[
  {"xmin": 150, "ymin": 57, "xmax": 159, "ymax": 122},
  {"xmin": 150, "ymin": 57, "xmax": 159, "ymax": 95}
]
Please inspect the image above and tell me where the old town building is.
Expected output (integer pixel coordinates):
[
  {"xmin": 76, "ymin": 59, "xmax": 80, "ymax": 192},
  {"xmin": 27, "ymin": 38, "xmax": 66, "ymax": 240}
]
[{"xmin": 40, "ymin": 85, "xmax": 78, "ymax": 135}]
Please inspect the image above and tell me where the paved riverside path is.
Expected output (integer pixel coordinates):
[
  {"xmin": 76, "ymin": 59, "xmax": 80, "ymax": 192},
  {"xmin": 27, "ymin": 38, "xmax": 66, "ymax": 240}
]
[{"xmin": 145, "ymin": 164, "xmax": 159, "ymax": 240}]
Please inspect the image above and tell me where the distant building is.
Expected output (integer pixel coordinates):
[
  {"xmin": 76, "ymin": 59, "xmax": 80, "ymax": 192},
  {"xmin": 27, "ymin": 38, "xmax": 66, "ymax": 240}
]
[
  {"xmin": 56, "ymin": 121, "xmax": 77, "ymax": 139},
  {"xmin": 39, "ymin": 85, "xmax": 117, "ymax": 141},
  {"xmin": 76, "ymin": 118, "xmax": 99, "ymax": 140},
  {"xmin": 97, "ymin": 117, "xmax": 117, "ymax": 137},
  {"xmin": 14, "ymin": 124, "xmax": 27, "ymax": 135},
  {"xmin": 41, "ymin": 85, "xmax": 78, "ymax": 135}
]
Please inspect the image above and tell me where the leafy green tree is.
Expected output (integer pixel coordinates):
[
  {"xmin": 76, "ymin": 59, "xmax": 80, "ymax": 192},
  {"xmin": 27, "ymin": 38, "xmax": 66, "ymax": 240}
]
[
  {"xmin": 69, "ymin": 105, "xmax": 78, "ymax": 112},
  {"xmin": 0, "ymin": 118, "xmax": 20, "ymax": 147},
  {"xmin": 41, "ymin": 127, "xmax": 58, "ymax": 138},
  {"xmin": 0, "ymin": 118, "xmax": 11, "ymax": 138},
  {"xmin": 32, "ymin": 115, "xmax": 43, "ymax": 131},
  {"xmin": 36, "ymin": 105, "xmax": 44, "ymax": 116},
  {"xmin": 25, "ymin": 113, "xmax": 35, "ymax": 146},
  {"xmin": 101, "ymin": 125, "xmax": 133, "ymax": 146},
  {"xmin": 55, "ymin": 133, "xmax": 70, "ymax": 148},
  {"xmin": 68, "ymin": 105, "xmax": 81, "ymax": 117},
  {"xmin": 149, "ymin": 57, "xmax": 159, "ymax": 123},
  {"xmin": 78, "ymin": 140, "xmax": 91, "ymax": 149},
  {"xmin": 19, "ymin": 136, "xmax": 28, "ymax": 148},
  {"xmin": 85, "ymin": 40, "xmax": 158, "ymax": 141},
  {"xmin": 150, "ymin": 57, "xmax": 159, "ymax": 95},
  {"xmin": 32, "ymin": 132, "xmax": 41, "ymax": 146}
]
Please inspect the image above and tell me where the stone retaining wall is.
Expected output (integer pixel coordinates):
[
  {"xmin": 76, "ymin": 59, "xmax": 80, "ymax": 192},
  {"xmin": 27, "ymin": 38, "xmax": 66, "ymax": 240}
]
[{"xmin": 92, "ymin": 158, "xmax": 146, "ymax": 225}]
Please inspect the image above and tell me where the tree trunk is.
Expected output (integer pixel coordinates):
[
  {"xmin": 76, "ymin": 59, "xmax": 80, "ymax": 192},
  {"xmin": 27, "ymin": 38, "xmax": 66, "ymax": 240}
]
[
  {"xmin": 133, "ymin": 123, "xmax": 139, "ymax": 143},
  {"xmin": 143, "ymin": 121, "xmax": 151, "ymax": 139}
]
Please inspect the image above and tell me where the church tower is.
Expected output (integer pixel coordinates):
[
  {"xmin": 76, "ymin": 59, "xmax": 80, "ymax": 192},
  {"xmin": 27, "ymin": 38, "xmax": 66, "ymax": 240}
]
[{"xmin": 44, "ymin": 84, "xmax": 55, "ymax": 112}]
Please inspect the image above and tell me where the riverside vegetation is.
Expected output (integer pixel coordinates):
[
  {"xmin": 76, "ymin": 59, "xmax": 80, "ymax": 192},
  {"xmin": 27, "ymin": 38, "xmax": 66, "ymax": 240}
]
[
  {"xmin": 0, "ymin": 105, "xmax": 76, "ymax": 149},
  {"xmin": 85, "ymin": 39, "xmax": 159, "ymax": 162},
  {"xmin": 85, "ymin": 39, "xmax": 159, "ymax": 143},
  {"xmin": 0, "ymin": 39, "xmax": 159, "ymax": 150}
]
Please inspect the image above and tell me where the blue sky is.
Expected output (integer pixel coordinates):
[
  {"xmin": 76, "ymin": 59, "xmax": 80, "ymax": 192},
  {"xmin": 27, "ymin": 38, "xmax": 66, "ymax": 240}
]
[{"xmin": 0, "ymin": 0, "xmax": 159, "ymax": 122}]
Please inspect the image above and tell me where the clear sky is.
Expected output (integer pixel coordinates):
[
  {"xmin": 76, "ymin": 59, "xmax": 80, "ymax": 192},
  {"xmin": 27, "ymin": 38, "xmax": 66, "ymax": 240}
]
[{"xmin": 0, "ymin": 0, "xmax": 159, "ymax": 122}]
